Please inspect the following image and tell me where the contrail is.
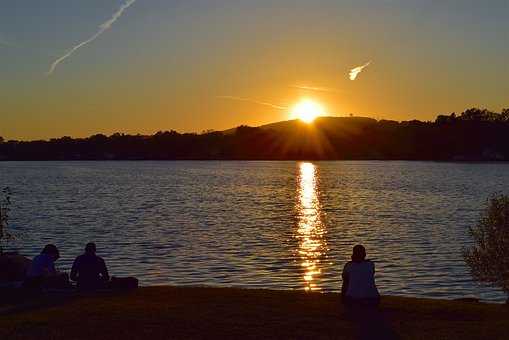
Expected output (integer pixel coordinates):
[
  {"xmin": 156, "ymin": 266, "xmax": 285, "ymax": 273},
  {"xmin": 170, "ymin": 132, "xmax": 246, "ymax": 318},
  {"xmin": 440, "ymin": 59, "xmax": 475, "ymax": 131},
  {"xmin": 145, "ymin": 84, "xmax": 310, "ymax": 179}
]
[
  {"xmin": 47, "ymin": 0, "xmax": 136, "ymax": 75},
  {"xmin": 217, "ymin": 96, "xmax": 288, "ymax": 110},
  {"xmin": 349, "ymin": 61, "xmax": 371, "ymax": 80},
  {"xmin": 291, "ymin": 85, "xmax": 346, "ymax": 93}
]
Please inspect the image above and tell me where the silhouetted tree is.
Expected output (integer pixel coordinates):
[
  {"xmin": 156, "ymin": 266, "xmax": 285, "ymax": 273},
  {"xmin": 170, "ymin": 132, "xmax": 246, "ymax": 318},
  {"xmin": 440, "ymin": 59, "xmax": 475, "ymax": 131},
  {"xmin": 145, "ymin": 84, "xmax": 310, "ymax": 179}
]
[
  {"xmin": 458, "ymin": 108, "xmax": 509, "ymax": 122},
  {"xmin": 501, "ymin": 109, "xmax": 509, "ymax": 122},
  {"xmin": 435, "ymin": 113, "xmax": 457, "ymax": 124},
  {"xmin": 463, "ymin": 193, "xmax": 509, "ymax": 303}
]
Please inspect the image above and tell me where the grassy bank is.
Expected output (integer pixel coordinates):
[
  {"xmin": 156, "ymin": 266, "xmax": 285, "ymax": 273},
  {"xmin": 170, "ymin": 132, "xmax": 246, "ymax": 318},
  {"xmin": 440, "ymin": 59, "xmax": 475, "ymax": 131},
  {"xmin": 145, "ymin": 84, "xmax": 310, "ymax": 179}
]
[{"xmin": 0, "ymin": 286, "xmax": 507, "ymax": 339}]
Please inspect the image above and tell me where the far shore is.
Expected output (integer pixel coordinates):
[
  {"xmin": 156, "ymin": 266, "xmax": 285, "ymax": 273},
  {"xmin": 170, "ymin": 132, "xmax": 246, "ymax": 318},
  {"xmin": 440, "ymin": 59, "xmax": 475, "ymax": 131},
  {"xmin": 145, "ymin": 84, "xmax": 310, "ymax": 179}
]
[{"xmin": 1, "ymin": 286, "xmax": 507, "ymax": 339}]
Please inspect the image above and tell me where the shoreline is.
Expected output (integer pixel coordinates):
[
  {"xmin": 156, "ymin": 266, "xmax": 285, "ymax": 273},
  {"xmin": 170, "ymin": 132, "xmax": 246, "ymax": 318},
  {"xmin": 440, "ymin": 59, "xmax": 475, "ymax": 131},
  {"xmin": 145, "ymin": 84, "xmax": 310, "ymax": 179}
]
[{"xmin": 1, "ymin": 286, "xmax": 507, "ymax": 339}]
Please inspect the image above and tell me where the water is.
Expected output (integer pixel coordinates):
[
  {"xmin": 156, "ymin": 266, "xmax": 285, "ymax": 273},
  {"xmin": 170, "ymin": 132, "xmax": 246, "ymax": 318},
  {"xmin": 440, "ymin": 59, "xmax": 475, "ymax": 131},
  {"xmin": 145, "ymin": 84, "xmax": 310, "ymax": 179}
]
[{"xmin": 1, "ymin": 161, "xmax": 508, "ymax": 302}]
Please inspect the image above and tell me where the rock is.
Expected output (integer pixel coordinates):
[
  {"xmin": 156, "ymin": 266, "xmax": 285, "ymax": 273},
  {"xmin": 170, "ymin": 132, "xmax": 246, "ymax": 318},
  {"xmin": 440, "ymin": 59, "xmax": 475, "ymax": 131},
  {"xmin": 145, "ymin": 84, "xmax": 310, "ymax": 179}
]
[{"xmin": 0, "ymin": 253, "xmax": 32, "ymax": 282}]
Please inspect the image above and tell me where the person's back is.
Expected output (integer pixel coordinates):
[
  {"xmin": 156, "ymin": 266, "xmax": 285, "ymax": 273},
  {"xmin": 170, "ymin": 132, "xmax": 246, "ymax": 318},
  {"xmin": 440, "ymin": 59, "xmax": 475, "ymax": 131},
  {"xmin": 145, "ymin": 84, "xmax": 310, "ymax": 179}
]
[
  {"xmin": 342, "ymin": 245, "xmax": 380, "ymax": 305},
  {"xmin": 343, "ymin": 260, "xmax": 379, "ymax": 299},
  {"xmin": 70, "ymin": 243, "xmax": 109, "ymax": 290},
  {"xmin": 341, "ymin": 246, "xmax": 399, "ymax": 339},
  {"xmin": 26, "ymin": 253, "xmax": 57, "ymax": 278},
  {"xmin": 24, "ymin": 244, "xmax": 69, "ymax": 289}
]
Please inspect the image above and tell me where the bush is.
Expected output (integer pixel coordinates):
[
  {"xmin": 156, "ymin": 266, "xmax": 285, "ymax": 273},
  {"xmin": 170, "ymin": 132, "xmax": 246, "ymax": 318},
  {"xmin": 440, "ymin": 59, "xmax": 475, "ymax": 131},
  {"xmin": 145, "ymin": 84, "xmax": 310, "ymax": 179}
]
[{"xmin": 463, "ymin": 193, "xmax": 509, "ymax": 302}]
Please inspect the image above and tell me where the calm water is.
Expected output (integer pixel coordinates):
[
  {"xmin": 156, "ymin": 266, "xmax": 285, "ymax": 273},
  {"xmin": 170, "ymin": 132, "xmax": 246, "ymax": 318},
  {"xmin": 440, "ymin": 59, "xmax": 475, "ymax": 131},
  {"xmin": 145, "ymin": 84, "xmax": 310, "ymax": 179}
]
[{"xmin": 1, "ymin": 161, "xmax": 508, "ymax": 302}]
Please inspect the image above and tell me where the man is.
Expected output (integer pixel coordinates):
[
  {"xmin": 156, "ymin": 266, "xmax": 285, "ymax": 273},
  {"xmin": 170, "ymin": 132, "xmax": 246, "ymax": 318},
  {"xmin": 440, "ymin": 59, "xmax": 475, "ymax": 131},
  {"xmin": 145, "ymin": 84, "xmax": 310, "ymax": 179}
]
[{"xmin": 70, "ymin": 242, "xmax": 109, "ymax": 290}]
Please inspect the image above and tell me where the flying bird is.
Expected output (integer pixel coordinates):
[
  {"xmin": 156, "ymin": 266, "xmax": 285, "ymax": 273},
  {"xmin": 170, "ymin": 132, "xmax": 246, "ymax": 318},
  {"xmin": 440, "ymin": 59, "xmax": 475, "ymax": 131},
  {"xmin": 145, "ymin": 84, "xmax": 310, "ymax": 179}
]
[
  {"xmin": 47, "ymin": 0, "xmax": 136, "ymax": 75},
  {"xmin": 349, "ymin": 61, "xmax": 371, "ymax": 80}
]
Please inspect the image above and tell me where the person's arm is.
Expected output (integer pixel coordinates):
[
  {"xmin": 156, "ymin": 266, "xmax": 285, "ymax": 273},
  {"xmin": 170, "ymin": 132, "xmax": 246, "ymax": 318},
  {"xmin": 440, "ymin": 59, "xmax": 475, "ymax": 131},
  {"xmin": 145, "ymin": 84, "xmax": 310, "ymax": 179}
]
[
  {"xmin": 369, "ymin": 260, "xmax": 376, "ymax": 279},
  {"xmin": 100, "ymin": 258, "xmax": 109, "ymax": 282},
  {"xmin": 371, "ymin": 261, "xmax": 380, "ymax": 297},
  {"xmin": 70, "ymin": 257, "xmax": 79, "ymax": 282},
  {"xmin": 341, "ymin": 264, "xmax": 349, "ymax": 302},
  {"xmin": 47, "ymin": 260, "xmax": 58, "ymax": 276}
]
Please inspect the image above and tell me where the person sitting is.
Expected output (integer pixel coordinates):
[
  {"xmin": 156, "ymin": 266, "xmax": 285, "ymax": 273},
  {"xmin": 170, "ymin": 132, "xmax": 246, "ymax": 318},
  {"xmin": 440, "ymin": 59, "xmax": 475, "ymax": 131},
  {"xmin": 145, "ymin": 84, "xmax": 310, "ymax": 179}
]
[
  {"xmin": 24, "ymin": 244, "xmax": 69, "ymax": 289},
  {"xmin": 341, "ymin": 244, "xmax": 380, "ymax": 307},
  {"xmin": 70, "ymin": 242, "xmax": 109, "ymax": 291}
]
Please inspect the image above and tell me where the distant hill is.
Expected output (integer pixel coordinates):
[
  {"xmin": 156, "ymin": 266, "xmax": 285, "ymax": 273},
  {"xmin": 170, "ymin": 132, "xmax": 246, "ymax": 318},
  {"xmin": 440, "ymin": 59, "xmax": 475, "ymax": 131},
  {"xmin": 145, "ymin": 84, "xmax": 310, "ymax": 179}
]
[
  {"xmin": 259, "ymin": 116, "xmax": 377, "ymax": 131},
  {"xmin": 223, "ymin": 116, "xmax": 377, "ymax": 134},
  {"xmin": 1, "ymin": 108, "xmax": 509, "ymax": 161}
]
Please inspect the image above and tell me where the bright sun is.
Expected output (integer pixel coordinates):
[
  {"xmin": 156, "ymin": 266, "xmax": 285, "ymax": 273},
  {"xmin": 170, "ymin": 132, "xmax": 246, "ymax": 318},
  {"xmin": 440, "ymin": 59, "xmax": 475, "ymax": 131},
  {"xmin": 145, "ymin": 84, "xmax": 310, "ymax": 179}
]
[{"xmin": 291, "ymin": 99, "xmax": 325, "ymax": 123}]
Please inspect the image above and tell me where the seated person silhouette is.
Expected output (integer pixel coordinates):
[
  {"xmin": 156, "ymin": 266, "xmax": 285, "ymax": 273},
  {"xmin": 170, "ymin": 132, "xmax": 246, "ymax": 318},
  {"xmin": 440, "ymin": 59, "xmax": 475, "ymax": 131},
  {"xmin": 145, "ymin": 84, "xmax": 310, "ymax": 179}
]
[
  {"xmin": 24, "ymin": 244, "xmax": 69, "ymax": 289},
  {"xmin": 70, "ymin": 242, "xmax": 109, "ymax": 290},
  {"xmin": 341, "ymin": 244, "xmax": 380, "ymax": 307}
]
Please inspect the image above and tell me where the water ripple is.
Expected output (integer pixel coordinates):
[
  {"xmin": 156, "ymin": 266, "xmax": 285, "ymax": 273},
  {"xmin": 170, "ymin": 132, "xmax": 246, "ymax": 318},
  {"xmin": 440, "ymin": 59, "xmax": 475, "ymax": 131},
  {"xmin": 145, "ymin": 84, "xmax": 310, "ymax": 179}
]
[{"xmin": 1, "ymin": 161, "xmax": 508, "ymax": 302}]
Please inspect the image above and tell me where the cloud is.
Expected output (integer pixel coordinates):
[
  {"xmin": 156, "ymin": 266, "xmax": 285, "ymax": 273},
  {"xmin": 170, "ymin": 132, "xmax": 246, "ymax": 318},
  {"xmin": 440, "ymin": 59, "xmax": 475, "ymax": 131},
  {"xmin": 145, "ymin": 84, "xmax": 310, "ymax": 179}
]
[
  {"xmin": 217, "ymin": 96, "xmax": 288, "ymax": 110},
  {"xmin": 291, "ymin": 85, "xmax": 346, "ymax": 93},
  {"xmin": 349, "ymin": 61, "xmax": 371, "ymax": 80},
  {"xmin": 47, "ymin": 0, "xmax": 136, "ymax": 76}
]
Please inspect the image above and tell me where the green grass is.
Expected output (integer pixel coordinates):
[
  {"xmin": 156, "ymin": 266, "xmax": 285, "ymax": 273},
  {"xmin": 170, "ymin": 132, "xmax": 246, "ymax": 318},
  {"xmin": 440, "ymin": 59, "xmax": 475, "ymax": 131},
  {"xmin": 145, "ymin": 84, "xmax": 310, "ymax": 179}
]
[{"xmin": 0, "ymin": 286, "xmax": 507, "ymax": 339}]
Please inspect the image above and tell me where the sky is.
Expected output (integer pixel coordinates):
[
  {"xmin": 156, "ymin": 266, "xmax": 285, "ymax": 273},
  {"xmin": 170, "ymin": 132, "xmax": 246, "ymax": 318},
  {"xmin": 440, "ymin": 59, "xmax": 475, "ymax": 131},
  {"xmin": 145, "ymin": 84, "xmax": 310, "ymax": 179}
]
[{"xmin": 1, "ymin": 0, "xmax": 508, "ymax": 140}]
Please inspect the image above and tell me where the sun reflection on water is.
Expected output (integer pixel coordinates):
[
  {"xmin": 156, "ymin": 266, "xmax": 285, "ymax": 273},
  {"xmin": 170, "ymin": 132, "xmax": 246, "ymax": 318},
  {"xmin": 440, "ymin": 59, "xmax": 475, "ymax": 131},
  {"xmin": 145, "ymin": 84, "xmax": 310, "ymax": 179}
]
[{"xmin": 296, "ymin": 162, "xmax": 327, "ymax": 291}]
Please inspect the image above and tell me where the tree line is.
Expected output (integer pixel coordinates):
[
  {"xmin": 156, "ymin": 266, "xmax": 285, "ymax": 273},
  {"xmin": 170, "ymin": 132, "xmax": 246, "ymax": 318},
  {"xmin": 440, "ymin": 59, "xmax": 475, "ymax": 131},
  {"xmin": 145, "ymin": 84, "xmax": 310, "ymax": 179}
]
[{"xmin": 1, "ymin": 108, "xmax": 509, "ymax": 161}]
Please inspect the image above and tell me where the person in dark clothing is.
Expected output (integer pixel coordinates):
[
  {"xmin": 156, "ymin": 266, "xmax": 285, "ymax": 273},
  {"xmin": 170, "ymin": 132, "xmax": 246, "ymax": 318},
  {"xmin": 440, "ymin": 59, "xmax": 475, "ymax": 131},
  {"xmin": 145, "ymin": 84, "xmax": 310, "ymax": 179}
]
[
  {"xmin": 24, "ymin": 244, "xmax": 70, "ymax": 289},
  {"xmin": 341, "ymin": 244, "xmax": 380, "ymax": 307},
  {"xmin": 70, "ymin": 242, "xmax": 109, "ymax": 290},
  {"xmin": 341, "ymin": 245, "xmax": 399, "ymax": 340}
]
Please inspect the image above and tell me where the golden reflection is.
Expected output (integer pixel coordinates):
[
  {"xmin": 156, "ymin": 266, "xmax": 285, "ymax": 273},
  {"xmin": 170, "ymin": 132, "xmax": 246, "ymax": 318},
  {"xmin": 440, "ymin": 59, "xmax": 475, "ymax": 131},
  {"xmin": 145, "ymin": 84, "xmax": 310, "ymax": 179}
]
[{"xmin": 296, "ymin": 162, "xmax": 327, "ymax": 291}]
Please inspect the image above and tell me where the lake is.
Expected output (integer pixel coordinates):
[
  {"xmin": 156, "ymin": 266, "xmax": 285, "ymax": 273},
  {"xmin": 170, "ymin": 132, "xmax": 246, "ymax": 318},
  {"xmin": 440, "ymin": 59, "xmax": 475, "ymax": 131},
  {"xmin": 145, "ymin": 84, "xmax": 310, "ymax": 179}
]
[{"xmin": 1, "ymin": 161, "xmax": 508, "ymax": 302}]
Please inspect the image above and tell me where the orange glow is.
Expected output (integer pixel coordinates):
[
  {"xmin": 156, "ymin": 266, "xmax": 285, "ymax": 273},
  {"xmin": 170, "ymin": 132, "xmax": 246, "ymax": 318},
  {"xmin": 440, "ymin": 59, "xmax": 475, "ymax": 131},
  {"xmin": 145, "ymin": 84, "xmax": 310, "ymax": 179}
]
[{"xmin": 290, "ymin": 99, "xmax": 325, "ymax": 123}]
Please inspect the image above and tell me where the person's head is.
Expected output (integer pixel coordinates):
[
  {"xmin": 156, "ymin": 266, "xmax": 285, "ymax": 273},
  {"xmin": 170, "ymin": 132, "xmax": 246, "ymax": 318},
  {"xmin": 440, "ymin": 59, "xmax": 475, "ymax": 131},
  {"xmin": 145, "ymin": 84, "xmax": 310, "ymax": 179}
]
[
  {"xmin": 41, "ymin": 244, "xmax": 60, "ymax": 261},
  {"xmin": 85, "ymin": 242, "xmax": 96, "ymax": 254},
  {"xmin": 351, "ymin": 244, "xmax": 366, "ymax": 262}
]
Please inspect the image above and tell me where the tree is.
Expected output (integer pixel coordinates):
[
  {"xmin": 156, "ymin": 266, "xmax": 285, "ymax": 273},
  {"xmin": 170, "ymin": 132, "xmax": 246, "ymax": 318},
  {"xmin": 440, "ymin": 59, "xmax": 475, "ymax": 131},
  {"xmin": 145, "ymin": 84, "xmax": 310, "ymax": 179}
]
[
  {"xmin": 463, "ymin": 193, "xmax": 509, "ymax": 303},
  {"xmin": 435, "ymin": 113, "xmax": 457, "ymax": 124},
  {"xmin": 501, "ymin": 109, "xmax": 509, "ymax": 122},
  {"xmin": 0, "ymin": 187, "xmax": 13, "ymax": 254}
]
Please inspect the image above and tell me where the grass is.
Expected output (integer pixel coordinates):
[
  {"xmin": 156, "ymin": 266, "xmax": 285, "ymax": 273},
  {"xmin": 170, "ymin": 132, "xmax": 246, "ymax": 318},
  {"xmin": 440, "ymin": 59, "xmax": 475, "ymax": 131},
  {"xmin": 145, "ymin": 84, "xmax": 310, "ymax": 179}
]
[{"xmin": 0, "ymin": 286, "xmax": 508, "ymax": 339}]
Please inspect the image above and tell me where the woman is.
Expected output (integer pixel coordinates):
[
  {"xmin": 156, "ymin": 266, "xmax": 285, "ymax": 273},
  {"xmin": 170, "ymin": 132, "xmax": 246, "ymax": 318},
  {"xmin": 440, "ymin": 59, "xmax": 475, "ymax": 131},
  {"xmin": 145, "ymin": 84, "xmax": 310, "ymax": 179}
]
[
  {"xmin": 24, "ymin": 244, "xmax": 68, "ymax": 289},
  {"xmin": 341, "ymin": 244, "xmax": 380, "ymax": 306}
]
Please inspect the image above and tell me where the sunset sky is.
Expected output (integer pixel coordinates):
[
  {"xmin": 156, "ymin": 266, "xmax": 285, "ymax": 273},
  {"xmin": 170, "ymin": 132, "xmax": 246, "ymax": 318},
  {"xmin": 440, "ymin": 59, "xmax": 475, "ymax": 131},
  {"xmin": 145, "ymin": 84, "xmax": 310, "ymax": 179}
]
[{"xmin": 1, "ymin": 0, "xmax": 508, "ymax": 140}]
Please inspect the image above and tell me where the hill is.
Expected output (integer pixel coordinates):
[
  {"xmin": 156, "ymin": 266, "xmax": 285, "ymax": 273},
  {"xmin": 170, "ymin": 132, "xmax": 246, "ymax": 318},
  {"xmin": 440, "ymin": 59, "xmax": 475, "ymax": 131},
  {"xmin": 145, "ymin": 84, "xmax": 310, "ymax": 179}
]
[
  {"xmin": 259, "ymin": 116, "xmax": 377, "ymax": 131},
  {"xmin": 1, "ymin": 108, "xmax": 508, "ymax": 161}
]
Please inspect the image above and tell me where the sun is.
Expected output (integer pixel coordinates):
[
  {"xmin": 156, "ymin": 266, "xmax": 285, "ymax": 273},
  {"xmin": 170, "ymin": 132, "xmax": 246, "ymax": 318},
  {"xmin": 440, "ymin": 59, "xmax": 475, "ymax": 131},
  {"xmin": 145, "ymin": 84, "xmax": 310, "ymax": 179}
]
[{"xmin": 291, "ymin": 99, "xmax": 325, "ymax": 123}]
